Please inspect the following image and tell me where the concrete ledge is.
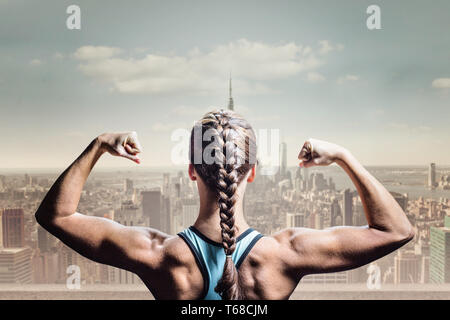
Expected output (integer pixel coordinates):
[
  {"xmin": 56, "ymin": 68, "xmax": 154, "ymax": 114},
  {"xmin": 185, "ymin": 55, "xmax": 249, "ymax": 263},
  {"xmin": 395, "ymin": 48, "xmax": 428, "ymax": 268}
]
[{"xmin": 0, "ymin": 284, "xmax": 449, "ymax": 300}]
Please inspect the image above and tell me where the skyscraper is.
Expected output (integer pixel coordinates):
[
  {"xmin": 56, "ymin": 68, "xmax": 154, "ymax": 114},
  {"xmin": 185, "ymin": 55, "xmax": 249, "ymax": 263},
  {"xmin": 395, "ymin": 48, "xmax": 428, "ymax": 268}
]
[
  {"xmin": 228, "ymin": 75, "xmax": 234, "ymax": 110},
  {"xmin": 161, "ymin": 195, "xmax": 171, "ymax": 234},
  {"xmin": 390, "ymin": 191, "xmax": 408, "ymax": 211},
  {"xmin": 428, "ymin": 163, "xmax": 437, "ymax": 188},
  {"xmin": 343, "ymin": 189, "xmax": 353, "ymax": 226},
  {"xmin": 279, "ymin": 142, "xmax": 287, "ymax": 179},
  {"xmin": 0, "ymin": 210, "xmax": 2, "ymax": 248},
  {"xmin": 430, "ymin": 215, "xmax": 450, "ymax": 283},
  {"xmin": 0, "ymin": 175, "xmax": 5, "ymax": 191},
  {"xmin": 394, "ymin": 249, "xmax": 419, "ymax": 284},
  {"xmin": 330, "ymin": 198, "xmax": 342, "ymax": 227},
  {"xmin": 124, "ymin": 179, "xmax": 133, "ymax": 195},
  {"xmin": 142, "ymin": 189, "xmax": 162, "ymax": 230},
  {"xmin": 37, "ymin": 225, "xmax": 49, "ymax": 253},
  {"xmin": 163, "ymin": 173, "xmax": 170, "ymax": 195},
  {"xmin": 114, "ymin": 200, "xmax": 142, "ymax": 226},
  {"xmin": 0, "ymin": 247, "xmax": 32, "ymax": 283},
  {"xmin": 286, "ymin": 213, "xmax": 305, "ymax": 228},
  {"xmin": 2, "ymin": 208, "xmax": 24, "ymax": 248}
]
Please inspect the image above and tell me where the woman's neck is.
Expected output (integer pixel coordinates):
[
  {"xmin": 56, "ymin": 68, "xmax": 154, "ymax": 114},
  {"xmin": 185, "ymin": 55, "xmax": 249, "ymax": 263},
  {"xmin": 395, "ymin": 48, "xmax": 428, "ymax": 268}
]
[{"xmin": 193, "ymin": 194, "xmax": 250, "ymax": 242}]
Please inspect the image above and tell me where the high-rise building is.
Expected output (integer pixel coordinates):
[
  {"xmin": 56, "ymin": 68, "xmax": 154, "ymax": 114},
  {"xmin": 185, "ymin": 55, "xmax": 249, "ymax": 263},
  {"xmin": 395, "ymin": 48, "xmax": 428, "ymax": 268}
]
[
  {"xmin": 353, "ymin": 198, "xmax": 366, "ymax": 226},
  {"xmin": 37, "ymin": 225, "xmax": 50, "ymax": 253},
  {"xmin": 33, "ymin": 250, "xmax": 59, "ymax": 283},
  {"xmin": 311, "ymin": 172, "xmax": 327, "ymax": 191},
  {"xmin": 0, "ymin": 247, "xmax": 32, "ymax": 283},
  {"xmin": 430, "ymin": 216, "xmax": 450, "ymax": 283},
  {"xmin": 428, "ymin": 163, "xmax": 437, "ymax": 188},
  {"xmin": 163, "ymin": 173, "xmax": 170, "ymax": 195},
  {"xmin": 286, "ymin": 213, "xmax": 305, "ymax": 228},
  {"xmin": 390, "ymin": 191, "xmax": 408, "ymax": 211},
  {"xmin": 124, "ymin": 179, "xmax": 133, "ymax": 195},
  {"xmin": 330, "ymin": 199, "xmax": 342, "ymax": 227},
  {"xmin": 394, "ymin": 249, "xmax": 419, "ymax": 283},
  {"xmin": 142, "ymin": 189, "xmax": 162, "ymax": 229},
  {"xmin": 0, "ymin": 210, "xmax": 2, "ymax": 248},
  {"xmin": 420, "ymin": 256, "xmax": 430, "ymax": 284},
  {"xmin": 2, "ymin": 208, "xmax": 25, "ymax": 248},
  {"xmin": 175, "ymin": 183, "xmax": 181, "ymax": 198},
  {"xmin": 0, "ymin": 175, "xmax": 5, "ymax": 191},
  {"xmin": 415, "ymin": 240, "xmax": 430, "ymax": 284},
  {"xmin": 114, "ymin": 200, "xmax": 142, "ymax": 227},
  {"xmin": 279, "ymin": 142, "xmax": 287, "ymax": 179},
  {"xmin": 343, "ymin": 189, "xmax": 353, "ymax": 226},
  {"xmin": 161, "ymin": 195, "xmax": 171, "ymax": 234},
  {"xmin": 228, "ymin": 75, "xmax": 234, "ymax": 111}
]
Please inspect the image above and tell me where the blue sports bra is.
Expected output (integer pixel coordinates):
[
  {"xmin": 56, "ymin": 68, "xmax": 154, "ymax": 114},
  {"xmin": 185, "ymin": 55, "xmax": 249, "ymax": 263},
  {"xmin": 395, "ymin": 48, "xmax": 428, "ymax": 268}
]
[{"xmin": 177, "ymin": 226, "xmax": 264, "ymax": 300}]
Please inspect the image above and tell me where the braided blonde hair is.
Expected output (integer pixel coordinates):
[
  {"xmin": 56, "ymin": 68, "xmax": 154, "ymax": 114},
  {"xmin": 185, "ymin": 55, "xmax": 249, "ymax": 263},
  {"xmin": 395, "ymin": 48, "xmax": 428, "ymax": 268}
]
[{"xmin": 189, "ymin": 109, "xmax": 257, "ymax": 300}]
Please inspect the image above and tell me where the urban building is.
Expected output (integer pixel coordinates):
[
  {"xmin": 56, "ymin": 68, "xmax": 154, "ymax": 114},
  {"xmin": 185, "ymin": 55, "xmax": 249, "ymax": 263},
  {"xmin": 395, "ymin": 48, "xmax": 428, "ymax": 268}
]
[
  {"xmin": 430, "ymin": 215, "xmax": 450, "ymax": 283},
  {"xmin": 343, "ymin": 188, "xmax": 353, "ymax": 226},
  {"xmin": 0, "ymin": 247, "xmax": 32, "ymax": 283},
  {"xmin": 428, "ymin": 163, "xmax": 437, "ymax": 188},
  {"xmin": 2, "ymin": 208, "xmax": 25, "ymax": 248},
  {"xmin": 286, "ymin": 212, "xmax": 305, "ymax": 228},
  {"xmin": 394, "ymin": 249, "xmax": 419, "ymax": 283},
  {"xmin": 142, "ymin": 189, "xmax": 162, "ymax": 229}
]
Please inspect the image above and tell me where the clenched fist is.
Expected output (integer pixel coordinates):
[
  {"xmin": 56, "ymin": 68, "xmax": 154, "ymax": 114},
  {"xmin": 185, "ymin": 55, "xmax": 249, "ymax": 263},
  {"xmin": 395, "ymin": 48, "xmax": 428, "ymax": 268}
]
[
  {"xmin": 98, "ymin": 131, "xmax": 143, "ymax": 164},
  {"xmin": 298, "ymin": 138, "xmax": 346, "ymax": 168}
]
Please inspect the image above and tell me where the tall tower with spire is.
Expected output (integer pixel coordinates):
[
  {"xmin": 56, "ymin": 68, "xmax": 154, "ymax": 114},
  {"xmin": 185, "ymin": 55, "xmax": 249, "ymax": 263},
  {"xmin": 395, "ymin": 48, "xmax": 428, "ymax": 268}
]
[{"xmin": 228, "ymin": 74, "xmax": 234, "ymax": 111}]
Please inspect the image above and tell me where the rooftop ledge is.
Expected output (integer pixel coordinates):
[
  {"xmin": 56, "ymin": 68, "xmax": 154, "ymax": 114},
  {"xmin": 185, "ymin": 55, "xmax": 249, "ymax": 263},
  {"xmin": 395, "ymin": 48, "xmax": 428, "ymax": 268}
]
[{"xmin": 0, "ymin": 284, "xmax": 450, "ymax": 300}]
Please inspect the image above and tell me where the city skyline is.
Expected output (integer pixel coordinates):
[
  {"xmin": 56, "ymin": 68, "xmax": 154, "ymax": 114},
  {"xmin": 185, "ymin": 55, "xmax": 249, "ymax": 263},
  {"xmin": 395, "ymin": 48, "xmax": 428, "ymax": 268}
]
[
  {"xmin": 2, "ymin": 161, "xmax": 450, "ymax": 291},
  {"xmin": 1, "ymin": 1, "xmax": 450, "ymax": 168}
]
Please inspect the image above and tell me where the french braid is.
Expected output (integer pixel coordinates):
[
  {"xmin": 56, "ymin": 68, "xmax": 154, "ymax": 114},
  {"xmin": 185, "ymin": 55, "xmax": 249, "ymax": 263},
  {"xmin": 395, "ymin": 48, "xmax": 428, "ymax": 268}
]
[{"xmin": 189, "ymin": 109, "xmax": 257, "ymax": 300}]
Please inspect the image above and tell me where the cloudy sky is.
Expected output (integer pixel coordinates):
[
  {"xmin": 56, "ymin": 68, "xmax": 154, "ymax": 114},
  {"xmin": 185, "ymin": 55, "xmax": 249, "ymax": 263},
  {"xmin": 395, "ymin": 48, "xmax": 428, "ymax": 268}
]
[{"xmin": 1, "ymin": 0, "xmax": 449, "ymax": 168}]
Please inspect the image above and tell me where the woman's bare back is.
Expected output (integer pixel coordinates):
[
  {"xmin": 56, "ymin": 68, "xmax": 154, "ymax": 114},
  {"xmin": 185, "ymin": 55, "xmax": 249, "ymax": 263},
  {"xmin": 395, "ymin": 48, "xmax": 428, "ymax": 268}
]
[{"xmin": 138, "ymin": 235, "xmax": 300, "ymax": 300}]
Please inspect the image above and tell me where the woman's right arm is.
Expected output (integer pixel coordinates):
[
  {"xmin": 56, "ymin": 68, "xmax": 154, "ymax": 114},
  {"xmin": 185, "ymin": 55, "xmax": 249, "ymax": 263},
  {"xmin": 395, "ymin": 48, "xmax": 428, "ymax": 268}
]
[
  {"xmin": 35, "ymin": 132, "xmax": 169, "ymax": 274},
  {"xmin": 275, "ymin": 139, "xmax": 415, "ymax": 276}
]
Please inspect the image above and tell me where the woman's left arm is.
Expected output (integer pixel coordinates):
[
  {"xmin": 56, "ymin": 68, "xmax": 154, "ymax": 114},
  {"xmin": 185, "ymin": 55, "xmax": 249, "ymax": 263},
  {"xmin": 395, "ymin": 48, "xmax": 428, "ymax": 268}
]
[{"xmin": 275, "ymin": 138, "xmax": 414, "ymax": 276}]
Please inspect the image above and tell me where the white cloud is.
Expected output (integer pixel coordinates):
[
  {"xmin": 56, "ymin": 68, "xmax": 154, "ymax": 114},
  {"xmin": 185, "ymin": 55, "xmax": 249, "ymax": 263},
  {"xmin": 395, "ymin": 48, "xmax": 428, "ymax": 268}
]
[
  {"xmin": 74, "ymin": 39, "xmax": 340, "ymax": 95},
  {"xmin": 307, "ymin": 72, "xmax": 326, "ymax": 83},
  {"xmin": 318, "ymin": 40, "xmax": 333, "ymax": 55},
  {"xmin": 29, "ymin": 59, "xmax": 43, "ymax": 66},
  {"xmin": 337, "ymin": 74, "xmax": 359, "ymax": 84},
  {"xmin": 432, "ymin": 78, "xmax": 450, "ymax": 88},
  {"xmin": 318, "ymin": 40, "xmax": 344, "ymax": 55},
  {"xmin": 74, "ymin": 46, "xmax": 123, "ymax": 60},
  {"xmin": 53, "ymin": 52, "xmax": 64, "ymax": 60}
]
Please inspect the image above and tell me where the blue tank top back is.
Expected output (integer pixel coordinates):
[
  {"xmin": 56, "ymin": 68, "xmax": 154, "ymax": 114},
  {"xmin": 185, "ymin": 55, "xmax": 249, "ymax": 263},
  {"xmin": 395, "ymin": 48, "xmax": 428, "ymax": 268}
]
[{"xmin": 177, "ymin": 226, "xmax": 264, "ymax": 300}]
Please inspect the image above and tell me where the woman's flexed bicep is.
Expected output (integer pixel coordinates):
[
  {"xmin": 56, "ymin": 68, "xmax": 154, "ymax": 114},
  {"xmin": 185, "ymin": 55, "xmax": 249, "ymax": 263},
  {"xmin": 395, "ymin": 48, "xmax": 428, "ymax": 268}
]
[
  {"xmin": 41, "ymin": 212, "xmax": 168, "ymax": 273},
  {"xmin": 275, "ymin": 226, "xmax": 412, "ymax": 276}
]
